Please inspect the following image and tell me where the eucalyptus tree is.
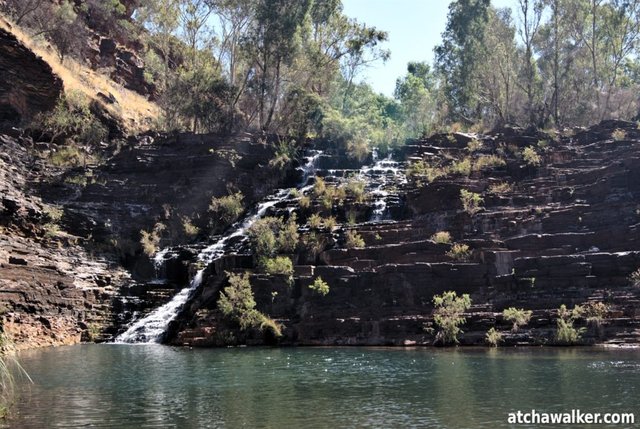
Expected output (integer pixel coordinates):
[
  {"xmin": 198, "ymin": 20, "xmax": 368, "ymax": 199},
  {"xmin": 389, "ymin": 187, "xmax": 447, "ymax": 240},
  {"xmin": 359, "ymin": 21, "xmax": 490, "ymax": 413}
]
[{"xmin": 434, "ymin": 0, "xmax": 491, "ymax": 124}]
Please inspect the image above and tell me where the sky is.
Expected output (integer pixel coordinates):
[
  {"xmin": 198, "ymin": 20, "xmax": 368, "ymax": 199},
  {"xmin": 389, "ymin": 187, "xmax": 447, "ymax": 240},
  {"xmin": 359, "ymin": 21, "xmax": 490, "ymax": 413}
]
[{"xmin": 341, "ymin": 0, "xmax": 515, "ymax": 97}]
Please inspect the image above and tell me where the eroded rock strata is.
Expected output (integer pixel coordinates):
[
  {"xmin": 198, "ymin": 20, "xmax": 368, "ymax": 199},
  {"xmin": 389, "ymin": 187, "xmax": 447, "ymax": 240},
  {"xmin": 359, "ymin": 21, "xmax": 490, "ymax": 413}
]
[
  {"xmin": 166, "ymin": 120, "xmax": 640, "ymax": 347},
  {"xmin": 2, "ymin": 121, "xmax": 640, "ymax": 349}
]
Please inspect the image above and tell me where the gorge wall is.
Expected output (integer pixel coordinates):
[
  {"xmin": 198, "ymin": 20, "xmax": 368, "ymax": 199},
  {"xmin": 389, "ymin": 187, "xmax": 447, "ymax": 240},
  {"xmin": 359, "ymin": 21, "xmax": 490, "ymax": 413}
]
[{"xmin": 2, "ymin": 119, "xmax": 640, "ymax": 349}]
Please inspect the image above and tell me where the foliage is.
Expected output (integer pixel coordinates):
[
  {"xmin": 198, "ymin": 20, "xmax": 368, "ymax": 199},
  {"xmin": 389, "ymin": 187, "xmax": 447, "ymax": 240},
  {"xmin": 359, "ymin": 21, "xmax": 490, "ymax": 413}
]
[
  {"xmin": 140, "ymin": 223, "xmax": 166, "ymax": 257},
  {"xmin": 431, "ymin": 231, "xmax": 452, "ymax": 244},
  {"xmin": 344, "ymin": 177, "xmax": 367, "ymax": 203},
  {"xmin": 612, "ymin": 129, "xmax": 627, "ymax": 141},
  {"xmin": 432, "ymin": 291, "xmax": 472, "ymax": 345},
  {"xmin": 299, "ymin": 195, "xmax": 311, "ymax": 210},
  {"xmin": 450, "ymin": 157, "xmax": 472, "ymax": 176},
  {"xmin": 277, "ymin": 215, "xmax": 299, "ymax": 253},
  {"xmin": 209, "ymin": 192, "xmax": 244, "ymax": 226},
  {"xmin": 485, "ymin": 327, "xmax": 503, "ymax": 347},
  {"xmin": 302, "ymin": 231, "xmax": 326, "ymax": 259},
  {"xmin": 502, "ymin": 307, "xmax": 533, "ymax": 332},
  {"xmin": 35, "ymin": 91, "xmax": 107, "ymax": 147},
  {"xmin": 269, "ymin": 139, "xmax": 298, "ymax": 170},
  {"xmin": 555, "ymin": 304, "xmax": 586, "ymax": 344},
  {"xmin": 182, "ymin": 216, "xmax": 199, "ymax": 238},
  {"xmin": 446, "ymin": 243, "xmax": 471, "ymax": 261},
  {"xmin": 308, "ymin": 213, "xmax": 324, "ymax": 230},
  {"xmin": 630, "ymin": 268, "xmax": 640, "ymax": 286},
  {"xmin": 460, "ymin": 189, "xmax": 484, "ymax": 215},
  {"xmin": 261, "ymin": 256, "xmax": 294, "ymax": 283},
  {"xmin": 247, "ymin": 217, "xmax": 283, "ymax": 259},
  {"xmin": 309, "ymin": 277, "xmax": 330, "ymax": 296},
  {"xmin": 523, "ymin": 146, "xmax": 542, "ymax": 167},
  {"xmin": 344, "ymin": 230, "xmax": 365, "ymax": 249},
  {"xmin": 217, "ymin": 272, "xmax": 263, "ymax": 331},
  {"xmin": 473, "ymin": 155, "xmax": 506, "ymax": 171},
  {"xmin": 313, "ymin": 176, "xmax": 327, "ymax": 197},
  {"xmin": 488, "ymin": 182, "xmax": 513, "ymax": 194},
  {"xmin": 583, "ymin": 301, "xmax": 609, "ymax": 326},
  {"xmin": 406, "ymin": 160, "xmax": 445, "ymax": 185}
]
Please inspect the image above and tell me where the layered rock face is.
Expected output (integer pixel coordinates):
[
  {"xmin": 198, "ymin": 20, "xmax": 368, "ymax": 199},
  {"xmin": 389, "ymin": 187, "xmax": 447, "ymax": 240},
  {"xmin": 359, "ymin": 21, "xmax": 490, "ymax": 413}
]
[
  {"xmin": 0, "ymin": 28, "xmax": 63, "ymax": 126},
  {"xmin": 166, "ymin": 121, "xmax": 640, "ymax": 347},
  {"xmin": 0, "ymin": 134, "xmax": 125, "ymax": 349}
]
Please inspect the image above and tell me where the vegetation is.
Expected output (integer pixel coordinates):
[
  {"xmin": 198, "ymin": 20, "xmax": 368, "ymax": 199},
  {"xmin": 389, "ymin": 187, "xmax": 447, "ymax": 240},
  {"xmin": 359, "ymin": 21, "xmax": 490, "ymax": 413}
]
[
  {"xmin": 523, "ymin": 146, "xmax": 542, "ymax": 167},
  {"xmin": 309, "ymin": 277, "xmax": 330, "ymax": 296},
  {"xmin": 432, "ymin": 291, "xmax": 472, "ymax": 345},
  {"xmin": 217, "ymin": 272, "xmax": 281, "ymax": 337},
  {"xmin": 583, "ymin": 301, "xmax": 609, "ymax": 327},
  {"xmin": 503, "ymin": 307, "xmax": 533, "ymax": 332},
  {"xmin": 262, "ymin": 256, "xmax": 294, "ymax": 285},
  {"xmin": 555, "ymin": 304, "xmax": 586, "ymax": 344},
  {"xmin": 630, "ymin": 268, "xmax": 640, "ymax": 286},
  {"xmin": 344, "ymin": 230, "xmax": 365, "ymax": 249},
  {"xmin": 612, "ymin": 129, "xmax": 627, "ymax": 141},
  {"xmin": 209, "ymin": 192, "xmax": 244, "ymax": 227},
  {"xmin": 460, "ymin": 189, "xmax": 484, "ymax": 215},
  {"xmin": 181, "ymin": 217, "xmax": 199, "ymax": 238},
  {"xmin": 35, "ymin": 91, "xmax": 107, "ymax": 147},
  {"xmin": 488, "ymin": 182, "xmax": 513, "ymax": 194},
  {"xmin": 446, "ymin": 243, "xmax": 471, "ymax": 261},
  {"xmin": 431, "ymin": 231, "xmax": 452, "ymax": 244},
  {"xmin": 485, "ymin": 327, "xmax": 503, "ymax": 347},
  {"xmin": 139, "ymin": 223, "xmax": 166, "ymax": 257}
]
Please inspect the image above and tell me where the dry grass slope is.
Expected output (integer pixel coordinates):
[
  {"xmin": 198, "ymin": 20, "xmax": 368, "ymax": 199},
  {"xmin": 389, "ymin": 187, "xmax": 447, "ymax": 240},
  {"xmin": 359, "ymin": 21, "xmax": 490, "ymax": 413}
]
[{"xmin": 0, "ymin": 15, "xmax": 159, "ymax": 134}]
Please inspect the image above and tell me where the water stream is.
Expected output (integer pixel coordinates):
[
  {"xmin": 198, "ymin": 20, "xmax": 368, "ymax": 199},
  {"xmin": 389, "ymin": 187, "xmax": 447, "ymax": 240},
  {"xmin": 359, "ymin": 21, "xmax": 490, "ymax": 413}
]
[{"xmin": 115, "ymin": 152, "xmax": 322, "ymax": 343}]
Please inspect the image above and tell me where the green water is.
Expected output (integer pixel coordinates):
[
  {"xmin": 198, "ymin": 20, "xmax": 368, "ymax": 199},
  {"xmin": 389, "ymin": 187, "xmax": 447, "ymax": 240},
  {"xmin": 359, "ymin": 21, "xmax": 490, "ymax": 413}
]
[{"xmin": 4, "ymin": 345, "xmax": 640, "ymax": 428}]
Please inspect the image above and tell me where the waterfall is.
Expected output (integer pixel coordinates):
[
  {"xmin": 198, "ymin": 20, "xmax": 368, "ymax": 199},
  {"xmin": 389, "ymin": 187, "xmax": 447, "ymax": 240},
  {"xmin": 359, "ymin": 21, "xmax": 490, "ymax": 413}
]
[
  {"xmin": 114, "ymin": 151, "xmax": 322, "ymax": 344},
  {"xmin": 360, "ymin": 154, "xmax": 406, "ymax": 222}
]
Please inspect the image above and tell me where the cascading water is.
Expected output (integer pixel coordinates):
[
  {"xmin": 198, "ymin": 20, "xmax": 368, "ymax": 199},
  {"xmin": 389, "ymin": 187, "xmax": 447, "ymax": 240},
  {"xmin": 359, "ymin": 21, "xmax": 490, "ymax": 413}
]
[
  {"xmin": 115, "ymin": 151, "xmax": 322, "ymax": 344},
  {"xmin": 359, "ymin": 153, "xmax": 406, "ymax": 222}
]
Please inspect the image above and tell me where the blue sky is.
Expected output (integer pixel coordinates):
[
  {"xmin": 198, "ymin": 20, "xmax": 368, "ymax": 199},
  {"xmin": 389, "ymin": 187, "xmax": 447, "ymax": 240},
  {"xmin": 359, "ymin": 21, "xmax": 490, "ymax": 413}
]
[{"xmin": 342, "ymin": 0, "xmax": 515, "ymax": 97}]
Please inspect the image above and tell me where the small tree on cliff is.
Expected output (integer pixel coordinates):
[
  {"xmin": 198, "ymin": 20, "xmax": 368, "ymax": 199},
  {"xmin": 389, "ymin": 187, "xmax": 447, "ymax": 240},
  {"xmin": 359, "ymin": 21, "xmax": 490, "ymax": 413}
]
[{"xmin": 432, "ymin": 291, "xmax": 472, "ymax": 345}]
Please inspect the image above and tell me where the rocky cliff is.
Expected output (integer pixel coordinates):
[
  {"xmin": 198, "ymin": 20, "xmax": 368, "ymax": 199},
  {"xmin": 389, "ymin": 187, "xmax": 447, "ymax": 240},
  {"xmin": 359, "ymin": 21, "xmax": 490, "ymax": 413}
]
[
  {"xmin": 2, "ymin": 120, "xmax": 640, "ymax": 349},
  {"xmin": 159, "ymin": 120, "xmax": 640, "ymax": 347}
]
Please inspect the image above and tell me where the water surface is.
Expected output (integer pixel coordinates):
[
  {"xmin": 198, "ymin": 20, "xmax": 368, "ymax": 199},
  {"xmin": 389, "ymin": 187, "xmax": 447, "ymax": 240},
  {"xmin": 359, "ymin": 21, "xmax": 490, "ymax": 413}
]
[{"xmin": 6, "ymin": 345, "xmax": 640, "ymax": 428}]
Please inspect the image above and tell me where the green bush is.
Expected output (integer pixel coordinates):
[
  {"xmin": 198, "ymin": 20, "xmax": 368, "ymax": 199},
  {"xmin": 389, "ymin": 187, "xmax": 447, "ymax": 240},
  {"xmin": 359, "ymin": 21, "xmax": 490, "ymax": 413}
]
[
  {"xmin": 488, "ymin": 182, "xmax": 513, "ymax": 194},
  {"xmin": 309, "ymin": 277, "xmax": 330, "ymax": 296},
  {"xmin": 277, "ymin": 215, "xmax": 299, "ymax": 253},
  {"xmin": 431, "ymin": 231, "xmax": 451, "ymax": 244},
  {"xmin": 612, "ymin": 129, "xmax": 626, "ymax": 141},
  {"xmin": 247, "ymin": 217, "xmax": 283, "ymax": 259},
  {"xmin": 182, "ymin": 217, "xmax": 199, "ymax": 238},
  {"xmin": 302, "ymin": 232, "xmax": 325, "ymax": 259},
  {"xmin": 344, "ymin": 230, "xmax": 365, "ymax": 248},
  {"xmin": 555, "ymin": 304, "xmax": 585, "ymax": 344},
  {"xmin": 269, "ymin": 139, "xmax": 297, "ymax": 169},
  {"xmin": 299, "ymin": 195, "xmax": 311, "ymax": 209},
  {"xmin": 313, "ymin": 176, "xmax": 326, "ymax": 197},
  {"xmin": 523, "ymin": 146, "xmax": 542, "ymax": 167},
  {"xmin": 460, "ymin": 189, "xmax": 484, "ymax": 215},
  {"xmin": 446, "ymin": 243, "xmax": 470, "ymax": 261},
  {"xmin": 262, "ymin": 256, "xmax": 294, "ymax": 277},
  {"xmin": 485, "ymin": 327, "xmax": 502, "ymax": 347},
  {"xmin": 466, "ymin": 138, "xmax": 483, "ymax": 152},
  {"xmin": 502, "ymin": 307, "xmax": 532, "ymax": 332},
  {"xmin": 35, "ymin": 92, "xmax": 107, "ymax": 146},
  {"xmin": 345, "ymin": 177, "xmax": 367, "ymax": 203},
  {"xmin": 432, "ymin": 291, "xmax": 472, "ymax": 344},
  {"xmin": 140, "ymin": 223, "xmax": 166, "ymax": 257},
  {"xmin": 449, "ymin": 157, "xmax": 472, "ymax": 176},
  {"xmin": 209, "ymin": 192, "xmax": 244, "ymax": 226},
  {"xmin": 629, "ymin": 268, "xmax": 640, "ymax": 286},
  {"xmin": 583, "ymin": 301, "xmax": 609, "ymax": 327},
  {"xmin": 406, "ymin": 160, "xmax": 445, "ymax": 185},
  {"xmin": 218, "ymin": 272, "xmax": 282, "ymax": 337},
  {"xmin": 218, "ymin": 272, "xmax": 262, "ymax": 330},
  {"xmin": 473, "ymin": 155, "xmax": 506, "ymax": 171},
  {"xmin": 308, "ymin": 213, "xmax": 324, "ymax": 229}
]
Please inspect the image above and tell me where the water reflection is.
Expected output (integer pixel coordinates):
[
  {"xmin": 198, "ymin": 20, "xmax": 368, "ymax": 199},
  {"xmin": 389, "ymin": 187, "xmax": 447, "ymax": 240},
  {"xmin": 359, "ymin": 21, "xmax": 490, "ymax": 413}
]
[{"xmin": 4, "ymin": 346, "xmax": 639, "ymax": 428}]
